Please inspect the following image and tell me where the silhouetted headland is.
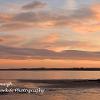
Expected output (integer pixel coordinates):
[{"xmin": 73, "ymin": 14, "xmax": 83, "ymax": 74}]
[{"xmin": 0, "ymin": 68, "xmax": 100, "ymax": 71}]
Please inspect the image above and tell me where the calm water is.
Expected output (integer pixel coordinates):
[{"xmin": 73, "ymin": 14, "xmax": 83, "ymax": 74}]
[
  {"xmin": 0, "ymin": 71, "xmax": 100, "ymax": 100},
  {"xmin": 0, "ymin": 71, "xmax": 100, "ymax": 79}
]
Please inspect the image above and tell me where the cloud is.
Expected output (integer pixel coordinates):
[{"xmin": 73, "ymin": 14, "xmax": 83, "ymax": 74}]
[
  {"xmin": 64, "ymin": 0, "xmax": 77, "ymax": 10},
  {"xmin": 0, "ymin": 45, "xmax": 100, "ymax": 60},
  {"xmin": 0, "ymin": 34, "xmax": 17, "ymax": 42},
  {"xmin": 0, "ymin": 32, "xmax": 99, "ymax": 53},
  {"xmin": 22, "ymin": 33, "xmax": 100, "ymax": 51},
  {"xmin": 0, "ymin": 34, "xmax": 27, "ymax": 47},
  {"xmin": 0, "ymin": 22, "xmax": 31, "ymax": 31},
  {"xmin": 69, "ymin": 4, "xmax": 100, "ymax": 33},
  {"xmin": 22, "ymin": 1, "xmax": 47, "ymax": 10},
  {"xmin": 0, "ymin": 9, "xmax": 91, "ymax": 31},
  {"xmin": 0, "ymin": 3, "xmax": 99, "ymax": 33},
  {"xmin": 91, "ymin": 4, "xmax": 100, "ymax": 21},
  {"xmin": 0, "ymin": 32, "xmax": 99, "ymax": 52},
  {"xmin": 0, "ymin": 13, "xmax": 12, "ymax": 23},
  {"xmin": 40, "ymin": 33, "xmax": 60, "ymax": 44},
  {"xmin": 0, "ymin": 45, "xmax": 56, "ymax": 60}
]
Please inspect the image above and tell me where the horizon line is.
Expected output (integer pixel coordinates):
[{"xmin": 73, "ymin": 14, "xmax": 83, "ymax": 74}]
[{"xmin": 0, "ymin": 67, "xmax": 100, "ymax": 71}]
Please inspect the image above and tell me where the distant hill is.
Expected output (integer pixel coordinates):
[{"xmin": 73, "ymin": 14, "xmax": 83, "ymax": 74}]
[{"xmin": 0, "ymin": 68, "xmax": 100, "ymax": 71}]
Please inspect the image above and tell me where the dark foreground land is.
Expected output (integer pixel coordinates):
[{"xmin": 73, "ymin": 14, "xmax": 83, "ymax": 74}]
[{"xmin": 18, "ymin": 79, "xmax": 100, "ymax": 88}]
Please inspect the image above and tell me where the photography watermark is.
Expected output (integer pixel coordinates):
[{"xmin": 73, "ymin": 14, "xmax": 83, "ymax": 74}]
[
  {"xmin": 0, "ymin": 88, "xmax": 45, "ymax": 94},
  {"xmin": 0, "ymin": 82, "xmax": 13, "ymax": 87},
  {"xmin": 0, "ymin": 82, "xmax": 46, "ymax": 94}
]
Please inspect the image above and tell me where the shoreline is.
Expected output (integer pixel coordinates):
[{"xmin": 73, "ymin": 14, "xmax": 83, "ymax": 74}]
[
  {"xmin": 0, "ymin": 68, "xmax": 100, "ymax": 71},
  {"xmin": 17, "ymin": 79, "xmax": 100, "ymax": 88}
]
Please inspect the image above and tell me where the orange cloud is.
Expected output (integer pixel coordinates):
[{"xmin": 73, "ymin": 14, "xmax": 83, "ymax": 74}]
[
  {"xmin": 0, "ymin": 22, "xmax": 32, "ymax": 31},
  {"xmin": 0, "ymin": 34, "xmax": 28, "ymax": 47},
  {"xmin": 91, "ymin": 4, "xmax": 100, "ymax": 21},
  {"xmin": 71, "ymin": 4, "xmax": 100, "ymax": 33},
  {"xmin": 19, "ymin": 31, "xmax": 100, "ymax": 52},
  {"xmin": 41, "ymin": 33, "xmax": 60, "ymax": 44},
  {"xmin": 0, "ymin": 13, "xmax": 12, "ymax": 23}
]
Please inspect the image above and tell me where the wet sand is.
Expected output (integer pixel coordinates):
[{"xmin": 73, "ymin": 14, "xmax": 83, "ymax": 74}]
[{"xmin": 17, "ymin": 79, "xmax": 100, "ymax": 88}]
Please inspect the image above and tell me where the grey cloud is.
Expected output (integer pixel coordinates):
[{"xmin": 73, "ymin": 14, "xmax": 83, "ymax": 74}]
[
  {"xmin": 22, "ymin": 1, "xmax": 47, "ymax": 10},
  {"xmin": 0, "ymin": 6, "xmax": 94, "ymax": 31},
  {"xmin": 23, "ymin": 38, "xmax": 98, "ymax": 51},
  {"xmin": 0, "ymin": 45, "xmax": 100, "ymax": 60},
  {"xmin": 69, "ymin": 7, "xmax": 93, "ymax": 19},
  {"xmin": 12, "ymin": 12, "xmax": 39, "ymax": 22},
  {"xmin": 13, "ymin": 8, "xmax": 92, "ymax": 23},
  {"xmin": 0, "ymin": 22, "xmax": 31, "ymax": 31},
  {"xmin": 0, "ymin": 45, "xmax": 56, "ymax": 59}
]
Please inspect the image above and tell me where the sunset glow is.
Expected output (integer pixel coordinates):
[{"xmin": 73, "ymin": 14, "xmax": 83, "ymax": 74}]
[{"xmin": 0, "ymin": 0, "xmax": 100, "ymax": 68}]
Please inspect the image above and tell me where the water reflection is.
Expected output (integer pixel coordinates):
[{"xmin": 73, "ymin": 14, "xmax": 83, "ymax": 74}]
[{"xmin": 0, "ymin": 71, "xmax": 100, "ymax": 79}]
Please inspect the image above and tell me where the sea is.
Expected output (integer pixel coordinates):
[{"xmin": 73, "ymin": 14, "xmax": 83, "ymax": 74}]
[{"xmin": 0, "ymin": 71, "xmax": 100, "ymax": 100}]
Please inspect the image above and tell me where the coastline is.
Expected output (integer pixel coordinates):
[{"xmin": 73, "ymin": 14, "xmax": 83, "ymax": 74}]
[
  {"xmin": 0, "ymin": 68, "xmax": 100, "ymax": 71},
  {"xmin": 17, "ymin": 79, "xmax": 100, "ymax": 88}
]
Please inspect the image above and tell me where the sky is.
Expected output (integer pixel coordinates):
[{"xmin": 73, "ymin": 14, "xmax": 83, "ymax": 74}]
[{"xmin": 0, "ymin": 0, "xmax": 100, "ymax": 68}]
